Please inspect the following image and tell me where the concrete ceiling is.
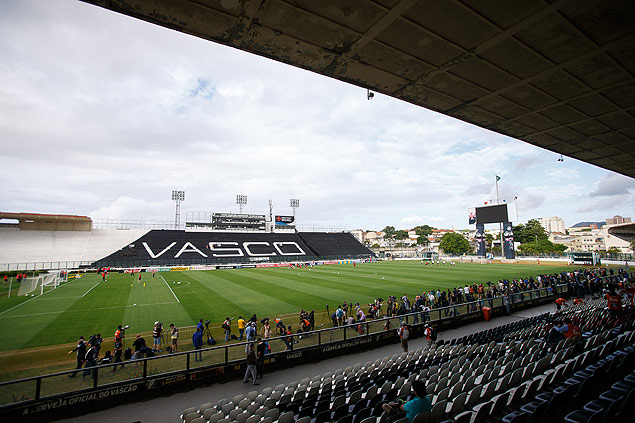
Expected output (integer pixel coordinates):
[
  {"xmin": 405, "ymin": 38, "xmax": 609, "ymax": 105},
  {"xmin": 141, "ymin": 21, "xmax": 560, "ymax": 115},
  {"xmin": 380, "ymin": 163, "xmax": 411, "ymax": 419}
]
[{"xmin": 82, "ymin": 0, "xmax": 635, "ymax": 178}]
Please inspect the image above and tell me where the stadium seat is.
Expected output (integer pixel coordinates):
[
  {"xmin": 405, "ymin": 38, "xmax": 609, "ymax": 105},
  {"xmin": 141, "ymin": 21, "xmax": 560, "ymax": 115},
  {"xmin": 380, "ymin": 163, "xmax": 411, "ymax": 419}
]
[
  {"xmin": 181, "ymin": 407, "xmax": 196, "ymax": 420},
  {"xmin": 183, "ymin": 412, "xmax": 200, "ymax": 423},
  {"xmin": 352, "ymin": 407, "xmax": 372, "ymax": 423},
  {"xmin": 278, "ymin": 411, "xmax": 294, "ymax": 423},
  {"xmin": 263, "ymin": 408, "xmax": 279, "ymax": 421},
  {"xmin": 228, "ymin": 408, "xmax": 243, "ymax": 420}
]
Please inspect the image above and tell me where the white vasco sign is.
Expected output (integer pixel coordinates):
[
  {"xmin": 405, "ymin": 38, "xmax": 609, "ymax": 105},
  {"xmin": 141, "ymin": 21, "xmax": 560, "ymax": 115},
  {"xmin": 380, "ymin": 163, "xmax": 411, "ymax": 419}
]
[{"xmin": 142, "ymin": 241, "xmax": 306, "ymax": 259}]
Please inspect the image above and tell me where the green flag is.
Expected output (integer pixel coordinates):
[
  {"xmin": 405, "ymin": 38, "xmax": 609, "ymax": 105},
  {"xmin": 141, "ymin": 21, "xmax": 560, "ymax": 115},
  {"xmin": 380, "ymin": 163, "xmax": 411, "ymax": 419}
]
[{"xmin": 496, "ymin": 175, "xmax": 501, "ymax": 181}]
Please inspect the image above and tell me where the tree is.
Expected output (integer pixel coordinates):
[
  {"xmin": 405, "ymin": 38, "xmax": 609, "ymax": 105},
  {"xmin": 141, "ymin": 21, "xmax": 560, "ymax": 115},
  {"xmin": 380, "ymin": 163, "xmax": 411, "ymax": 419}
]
[
  {"xmin": 394, "ymin": 230, "xmax": 408, "ymax": 240},
  {"xmin": 439, "ymin": 232, "xmax": 470, "ymax": 255},
  {"xmin": 517, "ymin": 239, "xmax": 567, "ymax": 254},
  {"xmin": 414, "ymin": 225, "xmax": 435, "ymax": 237},
  {"xmin": 371, "ymin": 243, "xmax": 380, "ymax": 248},
  {"xmin": 513, "ymin": 219, "xmax": 548, "ymax": 244},
  {"xmin": 416, "ymin": 235, "xmax": 428, "ymax": 245},
  {"xmin": 607, "ymin": 246, "xmax": 620, "ymax": 255},
  {"xmin": 382, "ymin": 226, "xmax": 396, "ymax": 238},
  {"xmin": 630, "ymin": 239, "xmax": 635, "ymax": 252}
]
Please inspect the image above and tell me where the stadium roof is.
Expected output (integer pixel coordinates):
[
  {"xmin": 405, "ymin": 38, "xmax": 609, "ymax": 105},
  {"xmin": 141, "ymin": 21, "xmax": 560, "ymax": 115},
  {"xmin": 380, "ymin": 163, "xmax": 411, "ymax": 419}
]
[
  {"xmin": 0, "ymin": 212, "xmax": 92, "ymax": 231},
  {"xmin": 81, "ymin": 0, "xmax": 635, "ymax": 178},
  {"xmin": 570, "ymin": 221, "xmax": 605, "ymax": 228}
]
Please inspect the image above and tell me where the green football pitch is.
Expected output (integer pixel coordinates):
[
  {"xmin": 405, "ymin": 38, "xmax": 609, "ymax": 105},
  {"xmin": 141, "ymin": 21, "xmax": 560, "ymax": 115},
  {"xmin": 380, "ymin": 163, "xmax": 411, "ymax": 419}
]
[{"xmin": 0, "ymin": 261, "xmax": 573, "ymax": 353}]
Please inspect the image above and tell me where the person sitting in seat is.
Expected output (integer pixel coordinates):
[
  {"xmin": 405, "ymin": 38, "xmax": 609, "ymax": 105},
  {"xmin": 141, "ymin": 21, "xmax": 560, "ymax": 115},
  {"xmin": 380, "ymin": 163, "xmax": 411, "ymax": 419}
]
[{"xmin": 381, "ymin": 380, "xmax": 432, "ymax": 422}]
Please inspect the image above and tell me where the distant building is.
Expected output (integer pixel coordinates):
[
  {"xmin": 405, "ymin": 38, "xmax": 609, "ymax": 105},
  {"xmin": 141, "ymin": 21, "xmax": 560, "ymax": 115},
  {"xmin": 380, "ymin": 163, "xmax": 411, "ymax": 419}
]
[
  {"xmin": 549, "ymin": 233, "xmax": 576, "ymax": 251},
  {"xmin": 569, "ymin": 230, "xmax": 604, "ymax": 252},
  {"xmin": 350, "ymin": 229, "xmax": 364, "ymax": 244},
  {"xmin": 606, "ymin": 215, "xmax": 631, "ymax": 225},
  {"xmin": 537, "ymin": 216, "xmax": 565, "ymax": 234}
]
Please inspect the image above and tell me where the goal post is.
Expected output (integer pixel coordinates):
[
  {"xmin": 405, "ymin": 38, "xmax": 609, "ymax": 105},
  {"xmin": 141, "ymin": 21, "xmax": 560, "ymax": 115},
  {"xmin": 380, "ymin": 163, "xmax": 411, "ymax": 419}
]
[
  {"xmin": 18, "ymin": 270, "xmax": 69, "ymax": 296},
  {"xmin": 17, "ymin": 275, "xmax": 42, "ymax": 296}
]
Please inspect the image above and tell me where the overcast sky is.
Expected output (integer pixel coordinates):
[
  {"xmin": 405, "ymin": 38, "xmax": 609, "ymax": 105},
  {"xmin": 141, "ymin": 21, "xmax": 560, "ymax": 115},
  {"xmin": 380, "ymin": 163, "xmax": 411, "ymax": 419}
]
[{"xmin": 1, "ymin": 0, "xmax": 634, "ymax": 231}]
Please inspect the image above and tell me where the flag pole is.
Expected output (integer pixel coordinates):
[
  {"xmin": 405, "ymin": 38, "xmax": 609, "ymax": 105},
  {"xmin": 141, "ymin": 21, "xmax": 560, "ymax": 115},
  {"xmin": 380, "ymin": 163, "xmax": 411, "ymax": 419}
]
[
  {"xmin": 496, "ymin": 175, "xmax": 503, "ymax": 258},
  {"xmin": 495, "ymin": 175, "xmax": 500, "ymax": 204}
]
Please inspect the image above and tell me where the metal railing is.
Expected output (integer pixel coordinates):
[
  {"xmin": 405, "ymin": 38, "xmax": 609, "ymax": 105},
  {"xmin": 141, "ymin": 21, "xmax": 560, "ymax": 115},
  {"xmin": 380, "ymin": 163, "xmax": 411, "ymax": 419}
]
[
  {"xmin": 0, "ymin": 261, "xmax": 92, "ymax": 272},
  {"xmin": 0, "ymin": 284, "xmax": 567, "ymax": 408}
]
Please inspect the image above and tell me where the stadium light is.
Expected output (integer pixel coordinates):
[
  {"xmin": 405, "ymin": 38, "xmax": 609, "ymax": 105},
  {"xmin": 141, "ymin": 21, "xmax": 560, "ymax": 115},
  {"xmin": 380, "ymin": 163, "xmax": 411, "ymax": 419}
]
[
  {"xmin": 236, "ymin": 194, "xmax": 247, "ymax": 214},
  {"xmin": 290, "ymin": 198, "xmax": 299, "ymax": 217},
  {"xmin": 172, "ymin": 190, "xmax": 185, "ymax": 229}
]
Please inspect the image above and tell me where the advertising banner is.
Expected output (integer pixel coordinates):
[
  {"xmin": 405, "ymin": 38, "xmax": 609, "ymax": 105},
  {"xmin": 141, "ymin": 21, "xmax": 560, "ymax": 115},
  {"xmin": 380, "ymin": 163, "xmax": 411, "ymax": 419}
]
[
  {"xmin": 275, "ymin": 215, "xmax": 295, "ymax": 226},
  {"xmin": 170, "ymin": 267, "xmax": 190, "ymax": 271},
  {"xmin": 192, "ymin": 265, "xmax": 215, "ymax": 271},
  {"xmin": 476, "ymin": 224, "xmax": 485, "ymax": 257},
  {"xmin": 503, "ymin": 222, "xmax": 515, "ymax": 259}
]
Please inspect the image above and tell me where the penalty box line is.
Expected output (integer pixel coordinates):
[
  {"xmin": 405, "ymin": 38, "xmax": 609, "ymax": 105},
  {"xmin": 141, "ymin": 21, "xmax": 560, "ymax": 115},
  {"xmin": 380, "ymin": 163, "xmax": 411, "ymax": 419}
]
[
  {"xmin": 81, "ymin": 283, "xmax": 100, "ymax": 298},
  {"xmin": 0, "ymin": 301, "xmax": 181, "ymax": 319},
  {"xmin": 161, "ymin": 274, "xmax": 180, "ymax": 303}
]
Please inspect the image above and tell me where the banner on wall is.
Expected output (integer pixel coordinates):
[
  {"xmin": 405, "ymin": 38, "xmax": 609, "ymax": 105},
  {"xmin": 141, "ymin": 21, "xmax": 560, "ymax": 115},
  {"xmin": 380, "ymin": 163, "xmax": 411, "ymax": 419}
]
[{"xmin": 476, "ymin": 224, "xmax": 485, "ymax": 257}]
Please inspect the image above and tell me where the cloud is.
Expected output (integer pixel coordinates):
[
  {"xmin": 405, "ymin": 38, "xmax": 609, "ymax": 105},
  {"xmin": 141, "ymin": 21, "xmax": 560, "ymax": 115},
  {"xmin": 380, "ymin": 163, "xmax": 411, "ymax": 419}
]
[
  {"xmin": 89, "ymin": 197, "xmax": 174, "ymax": 221},
  {"xmin": 589, "ymin": 174, "xmax": 635, "ymax": 197},
  {"xmin": 1, "ymin": 0, "xmax": 634, "ymax": 232}
]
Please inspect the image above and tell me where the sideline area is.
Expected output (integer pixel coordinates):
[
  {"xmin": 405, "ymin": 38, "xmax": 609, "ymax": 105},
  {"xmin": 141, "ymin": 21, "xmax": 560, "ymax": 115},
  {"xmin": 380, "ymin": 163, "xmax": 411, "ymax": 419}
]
[{"xmin": 58, "ymin": 302, "xmax": 561, "ymax": 423}]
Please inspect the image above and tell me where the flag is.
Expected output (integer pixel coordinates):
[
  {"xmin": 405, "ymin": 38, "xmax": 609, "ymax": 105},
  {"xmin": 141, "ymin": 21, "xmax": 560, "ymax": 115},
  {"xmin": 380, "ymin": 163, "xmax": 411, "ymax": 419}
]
[{"xmin": 496, "ymin": 175, "xmax": 501, "ymax": 181}]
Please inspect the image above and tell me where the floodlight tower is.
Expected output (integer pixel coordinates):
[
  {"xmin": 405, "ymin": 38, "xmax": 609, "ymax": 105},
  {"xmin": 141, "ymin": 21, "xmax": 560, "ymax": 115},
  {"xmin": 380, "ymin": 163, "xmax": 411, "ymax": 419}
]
[
  {"xmin": 236, "ymin": 194, "xmax": 247, "ymax": 214},
  {"xmin": 290, "ymin": 198, "xmax": 299, "ymax": 218},
  {"xmin": 172, "ymin": 190, "xmax": 185, "ymax": 229}
]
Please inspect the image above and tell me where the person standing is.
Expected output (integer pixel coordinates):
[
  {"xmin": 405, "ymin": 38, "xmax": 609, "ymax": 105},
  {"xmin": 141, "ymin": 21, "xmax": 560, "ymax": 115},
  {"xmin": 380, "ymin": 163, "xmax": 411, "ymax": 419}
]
[
  {"xmin": 237, "ymin": 316, "xmax": 246, "ymax": 341},
  {"xmin": 192, "ymin": 327, "xmax": 203, "ymax": 362},
  {"xmin": 424, "ymin": 325, "xmax": 434, "ymax": 347},
  {"xmin": 114, "ymin": 325, "xmax": 125, "ymax": 345},
  {"xmin": 284, "ymin": 327, "xmax": 294, "ymax": 351},
  {"xmin": 243, "ymin": 343, "xmax": 259, "ymax": 385},
  {"xmin": 222, "ymin": 317, "xmax": 232, "ymax": 342},
  {"xmin": 398, "ymin": 322, "xmax": 409, "ymax": 352},
  {"xmin": 260, "ymin": 319, "xmax": 272, "ymax": 339},
  {"xmin": 170, "ymin": 324, "xmax": 179, "ymax": 353},
  {"xmin": 152, "ymin": 321, "xmax": 162, "ymax": 353},
  {"xmin": 112, "ymin": 338, "xmax": 123, "ymax": 371},
  {"xmin": 84, "ymin": 343, "xmax": 98, "ymax": 380},
  {"xmin": 606, "ymin": 288, "xmax": 623, "ymax": 319},
  {"xmin": 256, "ymin": 337, "xmax": 266, "ymax": 379},
  {"xmin": 67, "ymin": 336, "xmax": 86, "ymax": 378},
  {"xmin": 245, "ymin": 322, "xmax": 256, "ymax": 351}
]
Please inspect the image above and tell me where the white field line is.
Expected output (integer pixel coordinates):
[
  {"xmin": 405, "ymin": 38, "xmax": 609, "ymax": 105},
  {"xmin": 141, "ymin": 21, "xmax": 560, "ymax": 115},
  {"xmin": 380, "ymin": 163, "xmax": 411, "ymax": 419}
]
[
  {"xmin": 81, "ymin": 282, "xmax": 100, "ymax": 298},
  {"xmin": 0, "ymin": 301, "xmax": 180, "ymax": 319},
  {"xmin": 0, "ymin": 281, "xmax": 63, "ymax": 316},
  {"xmin": 161, "ymin": 274, "xmax": 180, "ymax": 303}
]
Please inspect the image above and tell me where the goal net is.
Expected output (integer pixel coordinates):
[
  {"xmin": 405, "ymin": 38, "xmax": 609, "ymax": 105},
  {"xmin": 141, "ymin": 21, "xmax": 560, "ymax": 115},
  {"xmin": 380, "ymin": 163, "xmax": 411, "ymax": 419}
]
[{"xmin": 18, "ymin": 270, "xmax": 69, "ymax": 296}]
